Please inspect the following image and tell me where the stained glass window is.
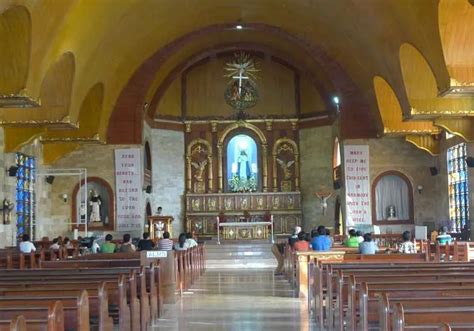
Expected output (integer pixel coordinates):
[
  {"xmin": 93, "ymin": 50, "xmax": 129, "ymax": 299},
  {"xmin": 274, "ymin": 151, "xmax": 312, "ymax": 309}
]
[
  {"xmin": 447, "ymin": 143, "xmax": 469, "ymax": 232},
  {"xmin": 15, "ymin": 153, "xmax": 36, "ymax": 239}
]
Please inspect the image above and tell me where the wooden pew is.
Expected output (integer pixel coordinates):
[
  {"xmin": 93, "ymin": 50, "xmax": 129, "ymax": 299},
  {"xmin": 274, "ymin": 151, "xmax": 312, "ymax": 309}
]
[
  {"xmin": 8, "ymin": 315, "xmax": 26, "ymax": 331},
  {"xmin": 379, "ymin": 293, "xmax": 474, "ymax": 331},
  {"xmin": 0, "ymin": 301, "xmax": 64, "ymax": 331},
  {"xmin": 392, "ymin": 303, "xmax": 474, "ymax": 331},
  {"xmin": 0, "ymin": 290, "xmax": 88, "ymax": 331},
  {"xmin": 0, "ymin": 281, "xmax": 114, "ymax": 331},
  {"xmin": 313, "ymin": 262, "xmax": 474, "ymax": 330},
  {"xmin": 355, "ymin": 280, "xmax": 474, "ymax": 331}
]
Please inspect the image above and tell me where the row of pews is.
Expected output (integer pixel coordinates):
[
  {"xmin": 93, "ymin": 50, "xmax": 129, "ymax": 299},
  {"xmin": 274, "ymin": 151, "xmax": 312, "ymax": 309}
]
[
  {"xmin": 0, "ymin": 245, "xmax": 205, "ymax": 331},
  {"xmin": 283, "ymin": 241, "xmax": 474, "ymax": 330}
]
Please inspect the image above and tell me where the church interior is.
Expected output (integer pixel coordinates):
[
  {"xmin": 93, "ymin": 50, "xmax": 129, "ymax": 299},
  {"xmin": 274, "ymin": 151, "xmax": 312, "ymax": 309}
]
[{"xmin": 1, "ymin": 0, "xmax": 474, "ymax": 330}]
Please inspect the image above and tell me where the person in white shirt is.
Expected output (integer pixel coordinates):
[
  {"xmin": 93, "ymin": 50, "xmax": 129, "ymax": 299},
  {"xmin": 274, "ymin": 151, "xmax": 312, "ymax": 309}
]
[
  {"xmin": 50, "ymin": 238, "xmax": 61, "ymax": 250},
  {"xmin": 19, "ymin": 234, "xmax": 36, "ymax": 253},
  {"xmin": 185, "ymin": 232, "xmax": 198, "ymax": 248}
]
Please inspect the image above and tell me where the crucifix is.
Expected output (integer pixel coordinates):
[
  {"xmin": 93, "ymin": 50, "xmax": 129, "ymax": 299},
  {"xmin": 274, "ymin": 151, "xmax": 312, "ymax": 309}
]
[{"xmin": 232, "ymin": 68, "xmax": 249, "ymax": 95}]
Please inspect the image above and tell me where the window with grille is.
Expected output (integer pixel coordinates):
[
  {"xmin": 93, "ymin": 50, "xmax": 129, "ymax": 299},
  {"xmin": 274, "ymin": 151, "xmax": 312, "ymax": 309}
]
[
  {"xmin": 15, "ymin": 153, "xmax": 36, "ymax": 239},
  {"xmin": 447, "ymin": 143, "xmax": 469, "ymax": 232}
]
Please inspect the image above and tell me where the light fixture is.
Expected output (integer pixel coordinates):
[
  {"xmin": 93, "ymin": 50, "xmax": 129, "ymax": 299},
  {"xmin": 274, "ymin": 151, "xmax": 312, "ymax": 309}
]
[
  {"xmin": 61, "ymin": 193, "xmax": 68, "ymax": 202},
  {"xmin": 235, "ymin": 24, "xmax": 243, "ymax": 30},
  {"xmin": 417, "ymin": 185, "xmax": 423, "ymax": 194},
  {"xmin": 333, "ymin": 96, "xmax": 340, "ymax": 112}
]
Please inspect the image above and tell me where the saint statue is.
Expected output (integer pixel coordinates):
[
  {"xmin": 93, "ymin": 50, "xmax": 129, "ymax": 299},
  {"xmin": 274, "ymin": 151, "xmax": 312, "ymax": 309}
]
[
  {"xmin": 89, "ymin": 190, "xmax": 102, "ymax": 222},
  {"xmin": 237, "ymin": 150, "xmax": 251, "ymax": 180}
]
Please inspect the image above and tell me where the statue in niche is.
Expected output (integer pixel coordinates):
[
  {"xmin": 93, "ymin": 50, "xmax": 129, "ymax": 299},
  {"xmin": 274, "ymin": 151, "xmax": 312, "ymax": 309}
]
[
  {"xmin": 276, "ymin": 158, "xmax": 295, "ymax": 180},
  {"xmin": 1, "ymin": 199, "xmax": 14, "ymax": 225},
  {"xmin": 238, "ymin": 150, "xmax": 251, "ymax": 180},
  {"xmin": 277, "ymin": 158, "xmax": 295, "ymax": 192},
  {"xmin": 89, "ymin": 190, "xmax": 102, "ymax": 222},
  {"xmin": 191, "ymin": 159, "xmax": 208, "ymax": 193},
  {"xmin": 192, "ymin": 159, "xmax": 208, "ymax": 182}
]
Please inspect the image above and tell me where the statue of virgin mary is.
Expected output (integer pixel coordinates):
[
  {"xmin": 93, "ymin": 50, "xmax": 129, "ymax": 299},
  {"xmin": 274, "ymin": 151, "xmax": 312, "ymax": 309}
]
[{"xmin": 237, "ymin": 150, "xmax": 251, "ymax": 180}]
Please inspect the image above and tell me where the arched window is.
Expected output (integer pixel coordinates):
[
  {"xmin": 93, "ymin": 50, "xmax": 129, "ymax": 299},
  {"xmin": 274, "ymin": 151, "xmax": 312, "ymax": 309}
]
[
  {"xmin": 144, "ymin": 141, "xmax": 152, "ymax": 187},
  {"xmin": 372, "ymin": 171, "xmax": 414, "ymax": 224},
  {"xmin": 226, "ymin": 134, "xmax": 259, "ymax": 192}
]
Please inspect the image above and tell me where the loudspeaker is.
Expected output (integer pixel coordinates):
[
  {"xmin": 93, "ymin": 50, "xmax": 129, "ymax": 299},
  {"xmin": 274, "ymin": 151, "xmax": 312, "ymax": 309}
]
[
  {"xmin": 45, "ymin": 176, "xmax": 55, "ymax": 184},
  {"xmin": 466, "ymin": 157, "xmax": 474, "ymax": 168},
  {"xmin": 145, "ymin": 185, "xmax": 152, "ymax": 194},
  {"xmin": 7, "ymin": 166, "xmax": 18, "ymax": 177},
  {"xmin": 429, "ymin": 167, "xmax": 439, "ymax": 176}
]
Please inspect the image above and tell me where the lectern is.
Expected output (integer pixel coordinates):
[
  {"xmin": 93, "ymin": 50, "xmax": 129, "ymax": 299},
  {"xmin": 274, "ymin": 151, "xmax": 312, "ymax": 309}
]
[{"xmin": 147, "ymin": 215, "xmax": 174, "ymax": 239}]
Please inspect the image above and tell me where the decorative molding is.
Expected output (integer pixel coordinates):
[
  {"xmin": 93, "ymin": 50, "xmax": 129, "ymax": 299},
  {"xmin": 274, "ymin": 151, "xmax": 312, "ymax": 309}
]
[
  {"xmin": 405, "ymin": 135, "xmax": 440, "ymax": 156},
  {"xmin": 0, "ymin": 89, "xmax": 40, "ymax": 108}
]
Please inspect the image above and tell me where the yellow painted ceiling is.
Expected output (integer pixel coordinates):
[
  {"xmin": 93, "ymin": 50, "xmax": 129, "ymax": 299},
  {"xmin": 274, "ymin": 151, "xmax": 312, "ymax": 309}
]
[{"xmin": 0, "ymin": 0, "xmax": 472, "ymax": 160}]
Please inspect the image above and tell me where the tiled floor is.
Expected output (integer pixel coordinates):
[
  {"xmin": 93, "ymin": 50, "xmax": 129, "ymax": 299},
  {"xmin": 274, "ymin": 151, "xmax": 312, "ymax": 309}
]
[{"xmin": 151, "ymin": 269, "xmax": 317, "ymax": 331}]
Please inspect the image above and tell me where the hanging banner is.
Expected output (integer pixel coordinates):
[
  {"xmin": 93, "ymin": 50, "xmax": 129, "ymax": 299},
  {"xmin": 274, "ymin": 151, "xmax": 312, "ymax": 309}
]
[
  {"xmin": 344, "ymin": 145, "xmax": 371, "ymax": 227},
  {"xmin": 115, "ymin": 148, "xmax": 143, "ymax": 232}
]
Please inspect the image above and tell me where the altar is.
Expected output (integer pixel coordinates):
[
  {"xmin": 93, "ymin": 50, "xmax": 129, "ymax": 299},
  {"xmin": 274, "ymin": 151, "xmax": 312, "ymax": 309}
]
[
  {"xmin": 184, "ymin": 115, "xmax": 302, "ymax": 241},
  {"xmin": 185, "ymin": 192, "xmax": 302, "ymax": 239},
  {"xmin": 217, "ymin": 221, "xmax": 274, "ymax": 244}
]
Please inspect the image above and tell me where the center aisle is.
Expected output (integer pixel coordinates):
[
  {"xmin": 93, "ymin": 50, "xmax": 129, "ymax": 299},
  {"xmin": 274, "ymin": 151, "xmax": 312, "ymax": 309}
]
[{"xmin": 151, "ymin": 269, "xmax": 317, "ymax": 331}]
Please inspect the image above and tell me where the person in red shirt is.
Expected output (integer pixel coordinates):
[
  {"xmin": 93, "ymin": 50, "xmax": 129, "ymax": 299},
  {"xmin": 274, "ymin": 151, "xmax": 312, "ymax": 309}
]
[{"xmin": 293, "ymin": 232, "xmax": 310, "ymax": 251}]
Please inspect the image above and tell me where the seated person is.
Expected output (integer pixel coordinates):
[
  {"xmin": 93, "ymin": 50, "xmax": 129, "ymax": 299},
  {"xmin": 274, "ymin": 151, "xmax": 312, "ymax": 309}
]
[
  {"xmin": 185, "ymin": 232, "xmax": 198, "ymax": 248},
  {"xmin": 344, "ymin": 229, "xmax": 360, "ymax": 248},
  {"xmin": 19, "ymin": 234, "xmax": 36, "ymax": 253},
  {"xmin": 157, "ymin": 231, "xmax": 174, "ymax": 250},
  {"xmin": 359, "ymin": 233, "xmax": 379, "ymax": 255},
  {"xmin": 398, "ymin": 231, "xmax": 416, "ymax": 254},
  {"xmin": 100, "ymin": 234, "xmax": 117, "ymax": 253},
  {"xmin": 436, "ymin": 226, "xmax": 453, "ymax": 245},
  {"xmin": 174, "ymin": 233, "xmax": 188, "ymax": 251},
  {"xmin": 118, "ymin": 233, "xmax": 136, "ymax": 253},
  {"xmin": 293, "ymin": 232, "xmax": 310, "ymax": 251},
  {"xmin": 356, "ymin": 231, "xmax": 364, "ymax": 243},
  {"xmin": 311, "ymin": 226, "xmax": 332, "ymax": 251},
  {"xmin": 63, "ymin": 237, "xmax": 74, "ymax": 249},
  {"xmin": 288, "ymin": 226, "xmax": 302, "ymax": 248},
  {"xmin": 137, "ymin": 232, "xmax": 155, "ymax": 251},
  {"xmin": 50, "ymin": 238, "xmax": 61, "ymax": 250}
]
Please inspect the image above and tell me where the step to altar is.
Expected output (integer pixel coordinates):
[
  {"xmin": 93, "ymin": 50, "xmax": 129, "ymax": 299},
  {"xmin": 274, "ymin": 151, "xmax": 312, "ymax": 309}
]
[{"xmin": 204, "ymin": 241, "xmax": 277, "ymax": 269}]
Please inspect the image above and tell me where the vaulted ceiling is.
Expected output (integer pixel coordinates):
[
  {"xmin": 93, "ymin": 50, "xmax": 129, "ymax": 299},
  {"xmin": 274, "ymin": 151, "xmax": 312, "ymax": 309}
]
[{"xmin": 0, "ymin": 0, "xmax": 472, "ymax": 163}]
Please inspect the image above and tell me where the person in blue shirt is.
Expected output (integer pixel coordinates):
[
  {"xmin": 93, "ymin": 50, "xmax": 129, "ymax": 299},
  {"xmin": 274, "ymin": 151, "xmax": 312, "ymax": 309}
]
[
  {"xmin": 359, "ymin": 233, "xmax": 379, "ymax": 255},
  {"xmin": 436, "ymin": 226, "xmax": 453, "ymax": 245},
  {"xmin": 311, "ymin": 226, "xmax": 332, "ymax": 251}
]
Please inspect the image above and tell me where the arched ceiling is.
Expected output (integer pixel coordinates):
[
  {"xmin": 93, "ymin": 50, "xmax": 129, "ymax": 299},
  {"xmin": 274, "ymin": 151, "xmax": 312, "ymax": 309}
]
[{"xmin": 0, "ymin": 0, "xmax": 472, "ymax": 162}]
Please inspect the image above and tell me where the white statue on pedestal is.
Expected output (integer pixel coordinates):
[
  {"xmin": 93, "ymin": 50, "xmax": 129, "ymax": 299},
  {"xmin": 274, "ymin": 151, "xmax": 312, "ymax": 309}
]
[{"xmin": 89, "ymin": 190, "xmax": 102, "ymax": 223}]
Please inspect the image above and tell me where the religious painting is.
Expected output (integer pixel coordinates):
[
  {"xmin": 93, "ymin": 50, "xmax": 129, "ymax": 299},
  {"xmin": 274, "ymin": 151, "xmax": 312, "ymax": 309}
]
[
  {"xmin": 226, "ymin": 134, "xmax": 258, "ymax": 192},
  {"xmin": 72, "ymin": 177, "xmax": 114, "ymax": 230}
]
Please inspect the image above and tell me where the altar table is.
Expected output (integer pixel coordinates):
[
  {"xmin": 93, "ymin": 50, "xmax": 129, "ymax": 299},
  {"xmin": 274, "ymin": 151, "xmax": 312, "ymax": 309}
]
[{"xmin": 217, "ymin": 221, "xmax": 274, "ymax": 244}]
